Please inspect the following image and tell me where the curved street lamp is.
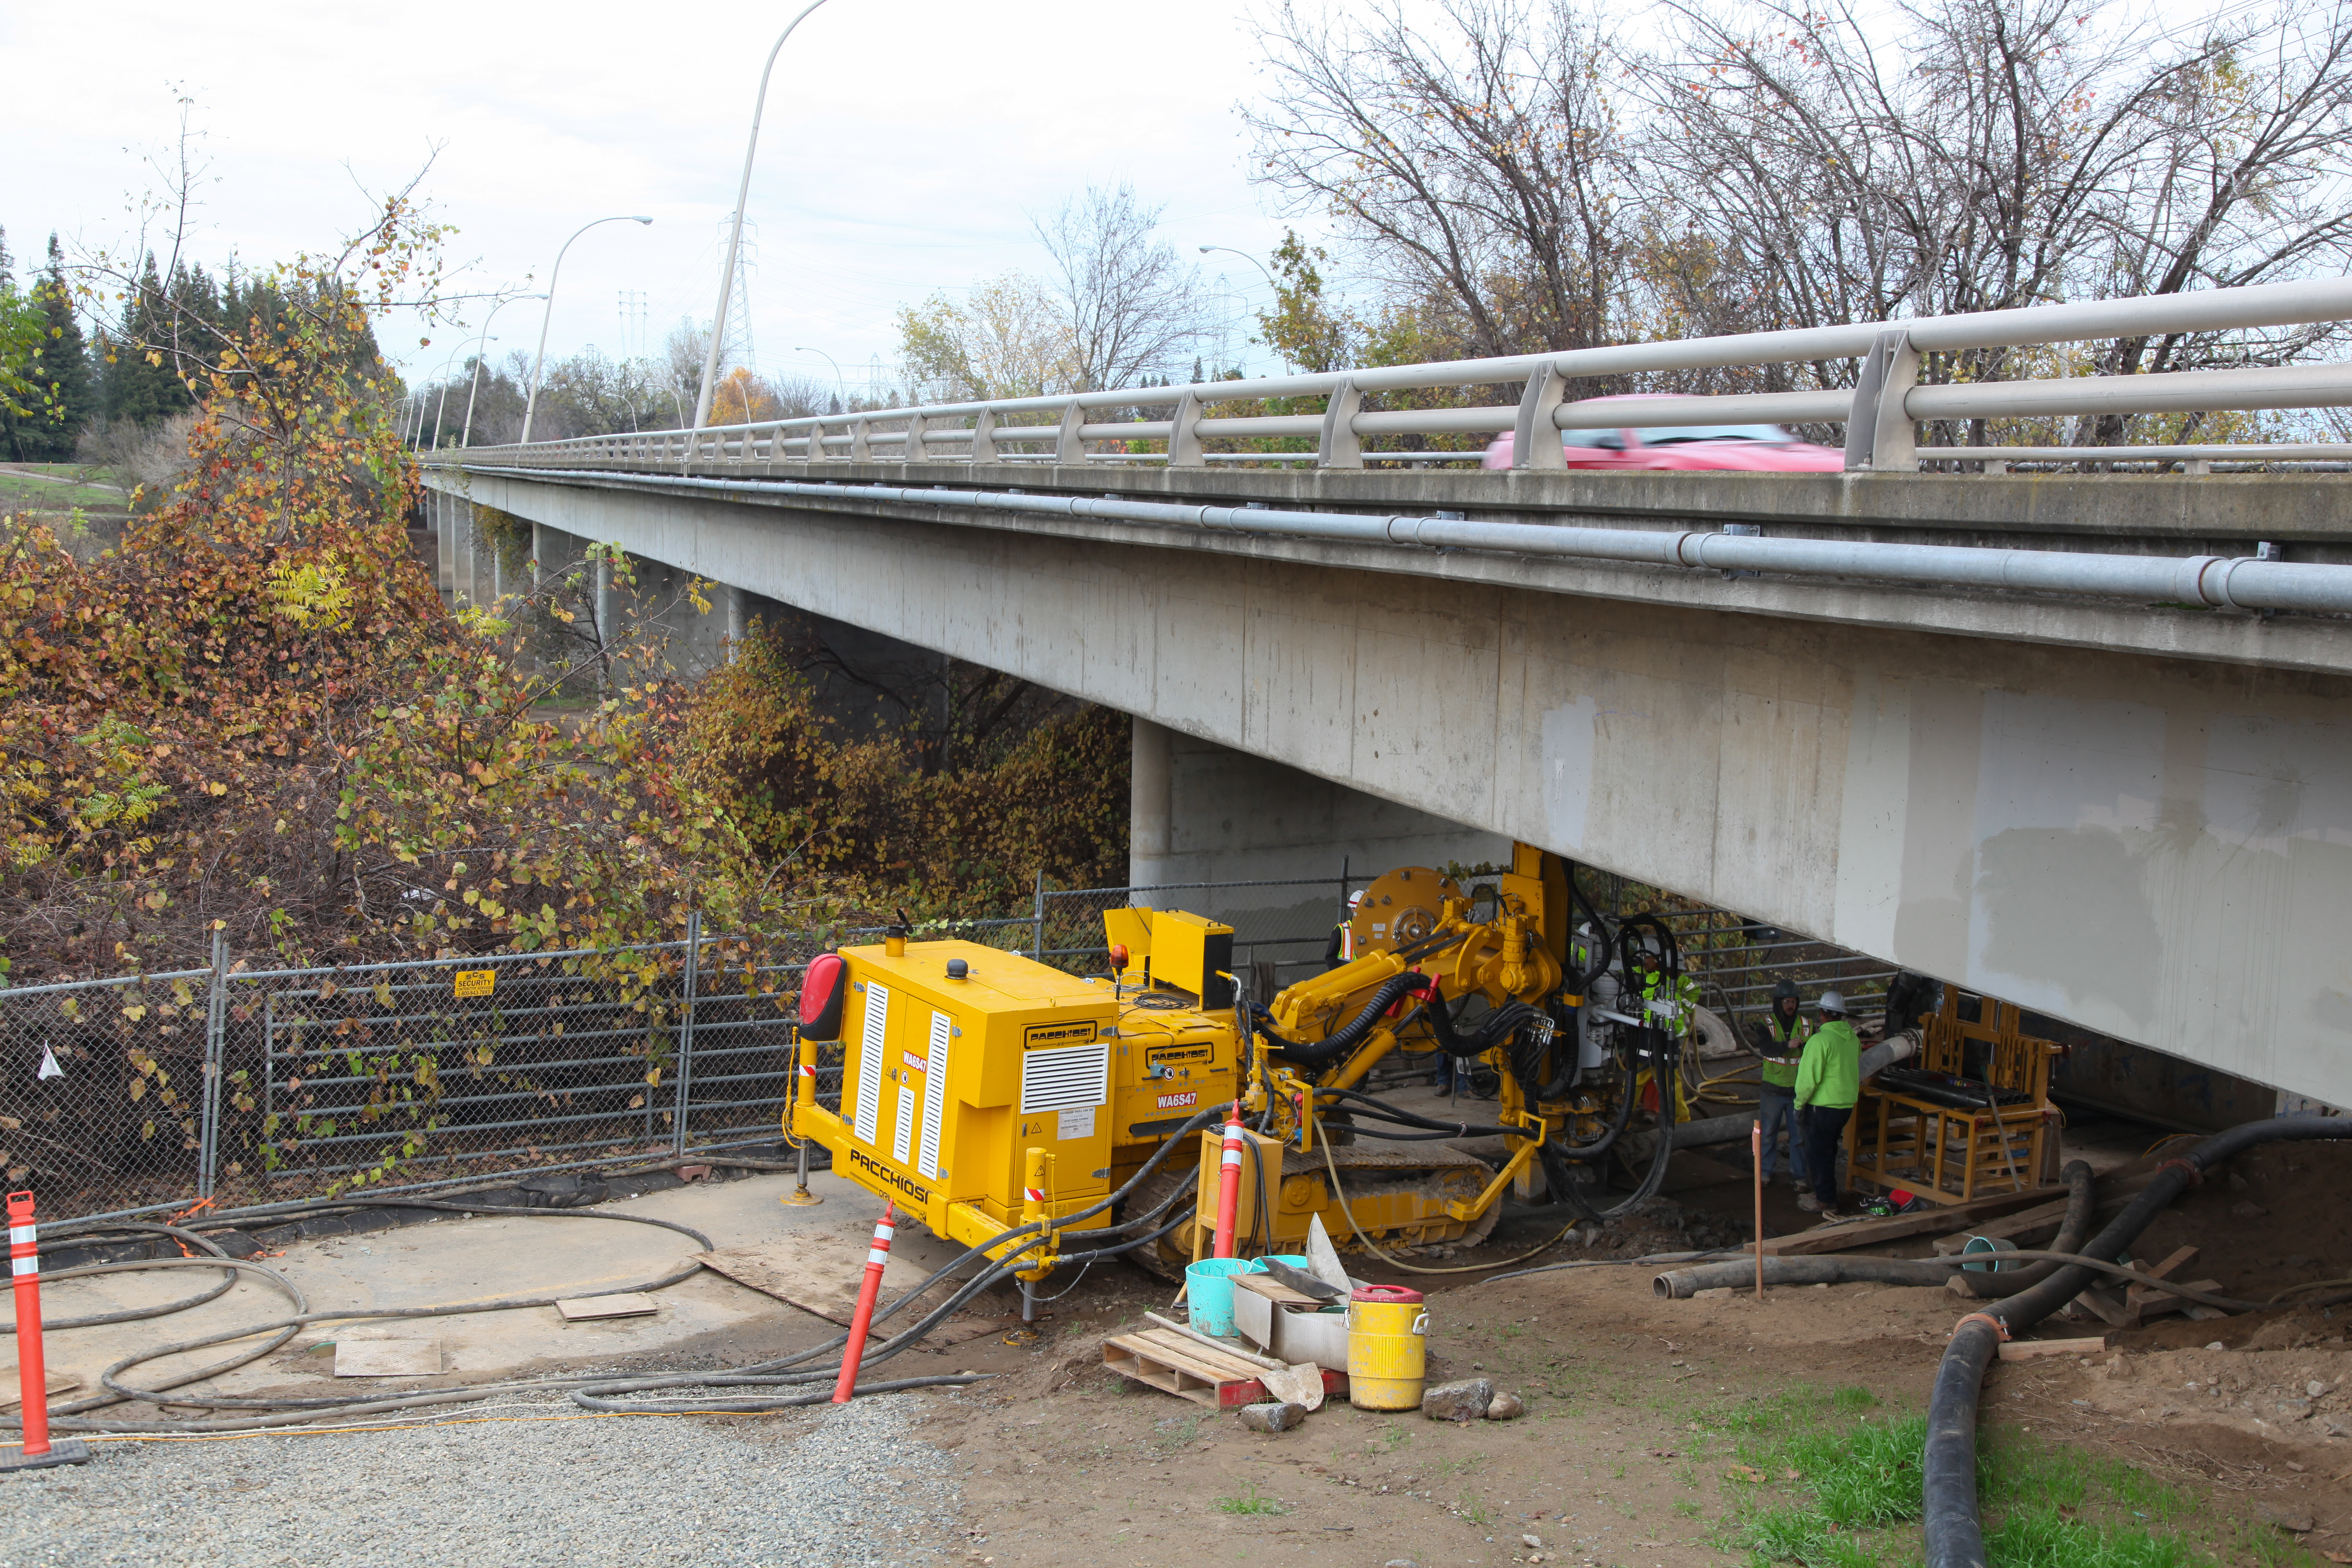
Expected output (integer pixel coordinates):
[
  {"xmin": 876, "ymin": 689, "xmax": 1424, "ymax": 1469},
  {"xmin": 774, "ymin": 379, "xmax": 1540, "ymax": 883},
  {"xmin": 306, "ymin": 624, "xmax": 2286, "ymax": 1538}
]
[
  {"xmin": 420, "ymin": 342, "xmax": 480, "ymax": 450},
  {"xmin": 462, "ymin": 293, "xmax": 547, "ymax": 447},
  {"xmin": 794, "ymin": 345, "xmax": 847, "ymax": 405},
  {"xmin": 691, "ymin": 0, "xmax": 836, "ymax": 431},
  {"xmin": 519, "ymin": 216, "xmax": 653, "ymax": 446},
  {"xmin": 1198, "ymin": 243, "xmax": 1279, "ymax": 289}
]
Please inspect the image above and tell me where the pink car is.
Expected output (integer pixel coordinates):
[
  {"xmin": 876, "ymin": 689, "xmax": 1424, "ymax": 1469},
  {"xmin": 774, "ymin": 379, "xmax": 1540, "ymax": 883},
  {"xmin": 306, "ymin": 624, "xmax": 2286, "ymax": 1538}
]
[{"xmin": 1481, "ymin": 396, "xmax": 1844, "ymax": 472}]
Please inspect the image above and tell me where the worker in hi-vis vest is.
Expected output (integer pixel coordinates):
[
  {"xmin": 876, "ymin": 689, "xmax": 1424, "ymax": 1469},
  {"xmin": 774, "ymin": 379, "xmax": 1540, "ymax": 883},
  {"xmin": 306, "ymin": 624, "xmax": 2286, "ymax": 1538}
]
[
  {"xmin": 1750, "ymin": 979, "xmax": 1810, "ymax": 1188},
  {"xmin": 1323, "ymin": 889, "xmax": 1366, "ymax": 972},
  {"xmin": 1795, "ymin": 990, "xmax": 1862, "ymax": 1217},
  {"xmin": 1632, "ymin": 944, "xmax": 1699, "ymax": 1033}
]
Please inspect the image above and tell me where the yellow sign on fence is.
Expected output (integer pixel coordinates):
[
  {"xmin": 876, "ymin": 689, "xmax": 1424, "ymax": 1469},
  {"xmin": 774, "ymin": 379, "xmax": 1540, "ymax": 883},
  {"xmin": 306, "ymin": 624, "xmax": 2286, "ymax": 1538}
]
[{"xmin": 453, "ymin": 970, "xmax": 496, "ymax": 999}]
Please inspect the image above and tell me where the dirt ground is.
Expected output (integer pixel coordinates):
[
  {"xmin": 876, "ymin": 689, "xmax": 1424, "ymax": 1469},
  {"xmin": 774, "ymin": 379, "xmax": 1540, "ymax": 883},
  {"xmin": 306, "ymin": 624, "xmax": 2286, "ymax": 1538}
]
[
  {"xmin": 11, "ymin": 1112, "xmax": 2348, "ymax": 1567},
  {"xmin": 904, "ymin": 1114, "xmax": 2352, "ymax": 1568}
]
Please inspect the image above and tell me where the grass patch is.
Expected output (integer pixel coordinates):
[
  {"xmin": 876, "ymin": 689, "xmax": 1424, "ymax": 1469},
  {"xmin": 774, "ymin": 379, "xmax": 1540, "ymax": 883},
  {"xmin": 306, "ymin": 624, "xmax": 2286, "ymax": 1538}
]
[
  {"xmin": 1700, "ymin": 1382, "xmax": 2301, "ymax": 1568},
  {"xmin": 1215, "ymin": 1483, "xmax": 1284, "ymax": 1516}
]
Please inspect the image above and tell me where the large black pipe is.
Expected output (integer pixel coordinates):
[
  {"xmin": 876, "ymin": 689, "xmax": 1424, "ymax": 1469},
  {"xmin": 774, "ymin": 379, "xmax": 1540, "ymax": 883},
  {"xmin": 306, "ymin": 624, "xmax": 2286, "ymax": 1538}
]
[
  {"xmin": 1944, "ymin": 1160, "xmax": 2094, "ymax": 1300},
  {"xmin": 1923, "ymin": 1114, "xmax": 2352, "ymax": 1568}
]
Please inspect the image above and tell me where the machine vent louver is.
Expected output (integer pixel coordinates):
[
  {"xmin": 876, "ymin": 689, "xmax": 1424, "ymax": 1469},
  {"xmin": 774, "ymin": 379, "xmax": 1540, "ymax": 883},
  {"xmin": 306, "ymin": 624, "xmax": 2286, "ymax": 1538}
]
[{"xmin": 1020, "ymin": 1042, "xmax": 1108, "ymax": 1114}]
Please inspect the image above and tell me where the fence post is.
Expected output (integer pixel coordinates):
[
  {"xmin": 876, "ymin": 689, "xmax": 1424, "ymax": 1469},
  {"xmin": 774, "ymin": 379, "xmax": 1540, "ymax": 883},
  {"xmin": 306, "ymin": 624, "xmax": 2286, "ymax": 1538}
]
[
  {"xmin": 673, "ymin": 910, "xmax": 700, "ymax": 1155},
  {"xmin": 1032, "ymin": 869, "xmax": 1046, "ymax": 960},
  {"xmin": 198, "ymin": 928, "xmax": 228, "ymax": 1200}
]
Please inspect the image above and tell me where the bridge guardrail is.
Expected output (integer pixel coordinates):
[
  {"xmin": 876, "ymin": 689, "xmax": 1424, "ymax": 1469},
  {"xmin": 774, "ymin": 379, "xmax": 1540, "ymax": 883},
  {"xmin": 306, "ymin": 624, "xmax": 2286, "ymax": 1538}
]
[{"xmin": 438, "ymin": 277, "xmax": 2352, "ymax": 475}]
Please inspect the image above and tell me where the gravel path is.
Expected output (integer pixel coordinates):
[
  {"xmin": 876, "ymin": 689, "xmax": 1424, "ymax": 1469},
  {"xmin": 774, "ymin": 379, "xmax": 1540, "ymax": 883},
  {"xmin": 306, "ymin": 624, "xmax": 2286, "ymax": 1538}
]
[{"xmin": 0, "ymin": 1393, "xmax": 968, "ymax": 1567}]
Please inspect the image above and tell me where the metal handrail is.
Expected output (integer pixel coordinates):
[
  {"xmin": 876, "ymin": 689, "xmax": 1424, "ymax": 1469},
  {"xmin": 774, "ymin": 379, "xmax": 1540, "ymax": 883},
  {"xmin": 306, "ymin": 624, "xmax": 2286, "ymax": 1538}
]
[{"xmin": 437, "ymin": 276, "xmax": 2352, "ymax": 474}]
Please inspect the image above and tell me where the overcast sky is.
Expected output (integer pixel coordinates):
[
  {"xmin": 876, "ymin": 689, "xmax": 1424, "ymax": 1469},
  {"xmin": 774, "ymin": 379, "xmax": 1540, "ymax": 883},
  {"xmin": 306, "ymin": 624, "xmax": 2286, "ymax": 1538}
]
[{"xmin": 2, "ymin": 0, "xmax": 1313, "ymax": 398}]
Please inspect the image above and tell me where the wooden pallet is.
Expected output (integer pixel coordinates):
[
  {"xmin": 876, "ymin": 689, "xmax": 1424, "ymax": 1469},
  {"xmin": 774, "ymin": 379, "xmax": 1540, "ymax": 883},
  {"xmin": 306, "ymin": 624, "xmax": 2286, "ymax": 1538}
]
[{"xmin": 1101, "ymin": 1327, "xmax": 1347, "ymax": 1409}]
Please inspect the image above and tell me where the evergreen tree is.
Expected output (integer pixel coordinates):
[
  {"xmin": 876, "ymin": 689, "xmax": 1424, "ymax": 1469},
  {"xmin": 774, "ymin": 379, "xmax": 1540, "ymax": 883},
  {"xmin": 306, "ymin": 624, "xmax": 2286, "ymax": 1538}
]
[
  {"xmin": 24, "ymin": 236, "xmax": 93, "ymax": 459},
  {"xmin": 0, "ymin": 227, "xmax": 92, "ymax": 462},
  {"xmin": 102, "ymin": 253, "xmax": 195, "ymax": 426}
]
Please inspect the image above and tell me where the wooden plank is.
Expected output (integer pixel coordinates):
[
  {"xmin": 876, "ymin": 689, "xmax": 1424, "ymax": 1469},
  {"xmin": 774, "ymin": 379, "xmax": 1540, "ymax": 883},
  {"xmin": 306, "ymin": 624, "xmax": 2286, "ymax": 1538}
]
[
  {"xmin": 2000, "ymin": 1335, "xmax": 2108, "ymax": 1362},
  {"xmin": 2123, "ymin": 1245, "xmax": 2202, "ymax": 1320},
  {"xmin": 1929, "ymin": 1168, "xmax": 2166, "ymax": 1253},
  {"xmin": 1233, "ymin": 1273, "xmax": 1323, "ymax": 1308},
  {"xmin": 1761, "ymin": 1184, "xmax": 2063, "ymax": 1256},
  {"xmin": 2139, "ymin": 1281, "xmax": 2222, "ymax": 1320},
  {"xmin": 1117, "ymin": 1331, "xmax": 1253, "ymax": 1386},
  {"xmin": 1101, "ymin": 1334, "xmax": 1272, "ymax": 1409},
  {"xmin": 1134, "ymin": 1328, "xmax": 1270, "ymax": 1382},
  {"xmin": 0, "ymin": 1370, "xmax": 79, "ymax": 1411},
  {"xmin": 557, "ymin": 1292, "xmax": 658, "ymax": 1321},
  {"xmin": 2070, "ymin": 1286, "xmax": 2137, "ymax": 1328},
  {"xmin": 1933, "ymin": 1198, "xmax": 2070, "ymax": 1254}
]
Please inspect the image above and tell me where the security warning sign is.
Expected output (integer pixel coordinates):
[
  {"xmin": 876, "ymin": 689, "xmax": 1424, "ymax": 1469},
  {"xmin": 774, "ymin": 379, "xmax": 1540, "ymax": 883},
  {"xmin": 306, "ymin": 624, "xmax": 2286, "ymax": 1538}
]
[{"xmin": 454, "ymin": 970, "xmax": 496, "ymax": 999}]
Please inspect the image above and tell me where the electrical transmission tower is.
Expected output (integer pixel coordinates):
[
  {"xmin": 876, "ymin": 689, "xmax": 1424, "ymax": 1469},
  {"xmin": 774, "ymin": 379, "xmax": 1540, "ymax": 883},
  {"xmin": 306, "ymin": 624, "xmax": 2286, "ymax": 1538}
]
[
  {"xmin": 616, "ymin": 290, "xmax": 648, "ymax": 360},
  {"xmin": 717, "ymin": 216, "xmax": 758, "ymax": 377}
]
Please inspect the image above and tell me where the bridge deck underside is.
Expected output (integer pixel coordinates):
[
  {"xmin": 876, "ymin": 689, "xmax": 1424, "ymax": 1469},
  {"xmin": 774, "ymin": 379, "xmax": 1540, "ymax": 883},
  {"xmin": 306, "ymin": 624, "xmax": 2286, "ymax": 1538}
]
[{"xmin": 430, "ymin": 468, "xmax": 2352, "ymax": 1107}]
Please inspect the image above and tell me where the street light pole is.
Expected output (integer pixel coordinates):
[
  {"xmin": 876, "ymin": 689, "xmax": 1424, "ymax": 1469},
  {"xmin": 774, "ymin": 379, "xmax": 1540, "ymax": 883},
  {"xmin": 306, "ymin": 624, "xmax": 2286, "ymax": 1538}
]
[
  {"xmin": 520, "ymin": 216, "xmax": 653, "ymax": 446},
  {"xmin": 793, "ymin": 345, "xmax": 847, "ymax": 407},
  {"xmin": 462, "ymin": 293, "xmax": 547, "ymax": 448},
  {"xmin": 1198, "ymin": 244, "xmax": 1279, "ymax": 289},
  {"xmin": 691, "ymin": 0, "xmax": 835, "ymax": 432},
  {"xmin": 421, "ymin": 343, "xmax": 478, "ymax": 450}
]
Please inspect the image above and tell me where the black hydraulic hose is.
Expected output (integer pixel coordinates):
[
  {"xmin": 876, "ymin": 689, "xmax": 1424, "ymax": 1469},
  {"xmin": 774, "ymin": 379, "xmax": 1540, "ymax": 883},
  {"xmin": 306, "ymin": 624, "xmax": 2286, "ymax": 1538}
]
[
  {"xmin": 1314, "ymin": 1084, "xmax": 1515, "ymax": 1138},
  {"xmin": 1924, "ymin": 1114, "xmax": 2352, "ymax": 1568},
  {"xmin": 1256, "ymin": 972, "xmax": 1427, "ymax": 1065},
  {"xmin": 1945, "ymin": 1161, "xmax": 2095, "ymax": 1300},
  {"xmin": 5, "ymin": 1222, "xmax": 239, "ymax": 1333}
]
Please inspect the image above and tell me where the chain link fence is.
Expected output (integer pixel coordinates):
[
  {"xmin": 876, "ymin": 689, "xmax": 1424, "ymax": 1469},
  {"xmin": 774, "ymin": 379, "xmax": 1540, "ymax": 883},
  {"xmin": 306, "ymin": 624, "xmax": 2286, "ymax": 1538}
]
[
  {"xmin": 0, "ymin": 878, "xmax": 1349, "ymax": 1223},
  {"xmin": 0, "ymin": 867, "xmax": 1923, "ymax": 1223}
]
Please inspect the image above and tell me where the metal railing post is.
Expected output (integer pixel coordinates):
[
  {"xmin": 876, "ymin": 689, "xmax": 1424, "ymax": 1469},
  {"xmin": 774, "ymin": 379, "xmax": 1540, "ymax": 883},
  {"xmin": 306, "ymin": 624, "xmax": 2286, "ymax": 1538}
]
[
  {"xmin": 1032, "ymin": 869, "xmax": 1046, "ymax": 959},
  {"xmin": 198, "ymin": 928, "xmax": 228, "ymax": 1200},
  {"xmin": 1317, "ymin": 378, "xmax": 1364, "ymax": 468},
  {"xmin": 674, "ymin": 910, "xmax": 700, "ymax": 1155}
]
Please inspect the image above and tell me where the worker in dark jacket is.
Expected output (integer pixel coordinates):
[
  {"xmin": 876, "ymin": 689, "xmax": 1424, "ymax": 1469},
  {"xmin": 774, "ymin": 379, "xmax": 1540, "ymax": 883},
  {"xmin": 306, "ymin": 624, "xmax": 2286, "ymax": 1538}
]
[
  {"xmin": 1751, "ymin": 980, "xmax": 1809, "ymax": 1188},
  {"xmin": 1795, "ymin": 990, "xmax": 1862, "ymax": 1217}
]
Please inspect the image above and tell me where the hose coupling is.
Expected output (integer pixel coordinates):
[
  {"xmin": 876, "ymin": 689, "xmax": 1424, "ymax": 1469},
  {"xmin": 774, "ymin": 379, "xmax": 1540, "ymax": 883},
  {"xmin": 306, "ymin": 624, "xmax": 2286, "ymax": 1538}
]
[{"xmin": 1952, "ymin": 1311, "xmax": 2011, "ymax": 1341}]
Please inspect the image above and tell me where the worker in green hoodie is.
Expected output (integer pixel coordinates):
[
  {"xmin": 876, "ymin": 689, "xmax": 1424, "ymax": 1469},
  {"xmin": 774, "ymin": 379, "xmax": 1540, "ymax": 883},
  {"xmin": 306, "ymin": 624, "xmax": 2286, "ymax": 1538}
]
[{"xmin": 1794, "ymin": 990, "xmax": 1862, "ymax": 1216}]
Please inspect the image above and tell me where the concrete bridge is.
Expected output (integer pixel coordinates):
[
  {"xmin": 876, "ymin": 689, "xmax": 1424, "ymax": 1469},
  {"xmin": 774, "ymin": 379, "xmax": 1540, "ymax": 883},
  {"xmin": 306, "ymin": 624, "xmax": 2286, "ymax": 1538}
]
[{"xmin": 417, "ymin": 279, "xmax": 2352, "ymax": 1110}]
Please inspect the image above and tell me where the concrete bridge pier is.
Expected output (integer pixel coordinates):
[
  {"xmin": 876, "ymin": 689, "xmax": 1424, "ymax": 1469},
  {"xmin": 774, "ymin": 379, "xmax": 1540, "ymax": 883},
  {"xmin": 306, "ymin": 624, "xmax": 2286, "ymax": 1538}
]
[{"xmin": 1126, "ymin": 715, "xmax": 1511, "ymax": 953}]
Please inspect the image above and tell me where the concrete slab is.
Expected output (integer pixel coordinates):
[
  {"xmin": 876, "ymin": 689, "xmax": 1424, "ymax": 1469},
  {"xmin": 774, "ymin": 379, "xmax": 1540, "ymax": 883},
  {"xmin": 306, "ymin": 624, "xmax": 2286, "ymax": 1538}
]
[{"xmin": 18, "ymin": 1168, "xmax": 990, "ymax": 1415}]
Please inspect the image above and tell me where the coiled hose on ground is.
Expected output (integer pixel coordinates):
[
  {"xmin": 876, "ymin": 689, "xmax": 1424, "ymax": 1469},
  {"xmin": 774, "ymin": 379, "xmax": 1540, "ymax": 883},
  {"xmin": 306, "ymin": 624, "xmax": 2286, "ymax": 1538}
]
[
  {"xmin": 3, "ymin": 1107, "xmax": 1223, "ymax": 1437},
  {"xmin": 1924, "ymin": 1114, "xmax": 2352, "ymax": 1568}
]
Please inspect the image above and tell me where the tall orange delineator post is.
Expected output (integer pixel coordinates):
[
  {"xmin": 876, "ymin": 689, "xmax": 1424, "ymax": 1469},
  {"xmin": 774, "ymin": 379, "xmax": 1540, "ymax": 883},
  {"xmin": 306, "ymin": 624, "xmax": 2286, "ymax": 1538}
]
[
  {"xmin": 830, "ymin": 1202, "xmax": 895, "ymax": 1404},
  {"xmin": 3, "ymin": 1191, "xmax": 89, "ymax": 1470},
  {"xmin": 1212, "ymin": 1102, "xmax": 1246, "ymax": 1259}
]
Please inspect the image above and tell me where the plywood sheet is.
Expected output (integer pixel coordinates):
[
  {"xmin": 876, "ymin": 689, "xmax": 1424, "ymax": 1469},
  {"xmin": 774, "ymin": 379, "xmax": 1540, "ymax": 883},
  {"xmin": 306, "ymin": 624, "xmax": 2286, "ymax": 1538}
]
[{"xmin": 334, "ymin": 1338, "xmax": 444, "ymax": 1377}]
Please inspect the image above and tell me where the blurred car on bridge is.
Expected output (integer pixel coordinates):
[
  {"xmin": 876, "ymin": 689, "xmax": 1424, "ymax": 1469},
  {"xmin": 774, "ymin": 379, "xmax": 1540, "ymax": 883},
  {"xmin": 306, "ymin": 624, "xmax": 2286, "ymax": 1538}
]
[{"xmin": 1480, "ymin": 395, "xmax": 1845, "ymax": 472}]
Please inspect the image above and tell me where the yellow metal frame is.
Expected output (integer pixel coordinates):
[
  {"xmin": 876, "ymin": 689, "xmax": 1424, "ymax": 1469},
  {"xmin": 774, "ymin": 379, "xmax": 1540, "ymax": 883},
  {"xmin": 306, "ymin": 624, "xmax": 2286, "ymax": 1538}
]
[{"xmin": 1846, "ymin": 988, "xmax": 2061, "ymax": 1204}]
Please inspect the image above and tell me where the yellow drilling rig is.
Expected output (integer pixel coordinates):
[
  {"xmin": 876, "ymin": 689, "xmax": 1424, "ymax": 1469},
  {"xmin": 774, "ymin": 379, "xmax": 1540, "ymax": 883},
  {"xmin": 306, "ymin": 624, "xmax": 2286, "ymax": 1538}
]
[{"xmin": 785, "ymin": 843, "xmax": 1694, "ymax": 1291}]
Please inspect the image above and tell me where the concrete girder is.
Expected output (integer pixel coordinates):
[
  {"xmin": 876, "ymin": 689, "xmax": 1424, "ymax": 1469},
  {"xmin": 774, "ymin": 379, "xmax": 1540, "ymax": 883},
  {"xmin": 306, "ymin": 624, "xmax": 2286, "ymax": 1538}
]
[{"xmin": 428, "ymin": 468, "xmax": 2352, "ymax": 1109}]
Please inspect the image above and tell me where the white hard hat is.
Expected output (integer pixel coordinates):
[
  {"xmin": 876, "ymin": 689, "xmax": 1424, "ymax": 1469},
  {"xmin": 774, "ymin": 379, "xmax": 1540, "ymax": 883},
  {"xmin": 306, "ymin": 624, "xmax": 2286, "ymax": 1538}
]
[
  {"xmin": 1348, "ymin": 889, "xmax": 1366, "ymax": 908},
  {"xmin": 1819, "ymin": 990, "xmax": 1848, "ymax": 1015}
]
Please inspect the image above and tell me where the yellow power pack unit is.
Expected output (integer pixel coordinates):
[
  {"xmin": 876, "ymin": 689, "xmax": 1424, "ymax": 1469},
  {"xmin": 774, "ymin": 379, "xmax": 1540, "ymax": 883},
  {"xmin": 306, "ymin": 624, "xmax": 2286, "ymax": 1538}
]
[{"xmin": 822, "ymin": 939, "xmax": 1117, "ymax": 1234}]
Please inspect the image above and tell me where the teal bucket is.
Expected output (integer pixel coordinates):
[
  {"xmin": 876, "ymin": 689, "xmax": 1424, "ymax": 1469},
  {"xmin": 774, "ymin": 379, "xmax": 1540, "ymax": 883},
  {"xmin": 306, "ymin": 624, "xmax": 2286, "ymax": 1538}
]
[
  {"xmin": 1257, "ymin": 1254, "xmax": 1313, "ymax": 1275},
  {"xmin": 1960, "ymin": 1235, "xmax": 2019, "ymax": 1273},
  {"xmin": 1186, "ymin": 1259, "xmax": 1256, "ymax": 1337}
]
